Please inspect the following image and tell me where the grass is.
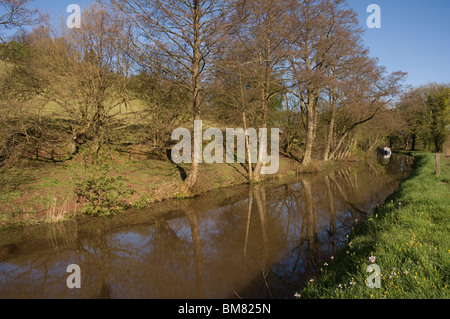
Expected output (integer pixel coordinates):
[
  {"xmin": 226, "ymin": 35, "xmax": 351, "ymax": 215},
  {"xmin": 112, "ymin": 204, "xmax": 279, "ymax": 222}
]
[{"xmin": 298, "ymin": 152, "xmax": 450, "ymax": 299}]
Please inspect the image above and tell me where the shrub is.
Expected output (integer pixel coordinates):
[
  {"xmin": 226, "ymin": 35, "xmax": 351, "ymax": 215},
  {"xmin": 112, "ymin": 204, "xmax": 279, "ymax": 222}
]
[{"xmin": 75, "ymin": 163, "xmax": 132, "ymax": 216}]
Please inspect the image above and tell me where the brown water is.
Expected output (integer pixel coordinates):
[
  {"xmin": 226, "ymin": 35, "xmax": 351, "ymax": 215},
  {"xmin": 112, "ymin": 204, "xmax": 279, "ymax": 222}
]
[{"xmin": 0, "ymin": 154, "xmax": 413, "ymax": 299}]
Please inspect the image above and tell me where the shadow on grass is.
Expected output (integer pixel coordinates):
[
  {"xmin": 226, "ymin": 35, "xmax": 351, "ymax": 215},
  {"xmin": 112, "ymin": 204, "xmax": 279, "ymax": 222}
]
[{"xmin": 166, "ymin": 149, "xmax": 187, "ymax": 181}]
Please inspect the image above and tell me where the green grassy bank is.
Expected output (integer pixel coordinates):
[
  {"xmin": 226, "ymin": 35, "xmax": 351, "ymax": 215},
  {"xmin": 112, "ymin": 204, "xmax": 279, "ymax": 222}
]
[{"xmin": 299, "ymin": 152, "xmax": 450, "ymax": 299}]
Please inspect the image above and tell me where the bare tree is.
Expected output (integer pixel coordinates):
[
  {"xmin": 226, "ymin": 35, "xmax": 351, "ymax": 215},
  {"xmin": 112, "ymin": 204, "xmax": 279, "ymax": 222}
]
[
  {"xmin": 211, "ymin": 44, "xmax": 259, "ymax": 180},
  {"xmin": 326, "ymin": 62, "xmax": 406, "ymax": 160},
  {"xmin": 2, "ymin": 3, "xmax": 132, "ymax": 159},
  {"xmin": 0, "ymin": 0, "xmax": 38, "ymax": 180},
  {"xmin": 322, "ymin": 52, "xmax": 379, "ymax": 161},
  {"xmin": 0, "ymin": 0, "xmax": 36, "ymax": 41},
  {"xmin": 287, "ymin": 0, "xmax": 361, "ymax": 164},
  {"xmin": 321, "ymin": 30, "xmax": 369, "ymax": 161},
  {"xmin": 213, "ymin": 0, "xmax": 291, "ymax": 182},
  {"xmin": 110, "ymin": 0, "xmax": 243, "ymax": 188},
  {"xmin": 51, "ymin": 3, "xmax": 132, "ymax": 154},
  {"xmin": 243, "ymin": 0, "xmax": 291, "ymax": 182}
]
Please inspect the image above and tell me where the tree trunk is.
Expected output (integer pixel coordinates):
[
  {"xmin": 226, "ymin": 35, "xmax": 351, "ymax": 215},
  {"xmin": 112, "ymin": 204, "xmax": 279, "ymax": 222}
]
[
  {"xmin": 367, "ymin": 136, "xmax": 380, "ymax": 153},
  {"xmin": 185, "ymin": 2, "xmax": 202, "ymax": 189},
  {"xmin": 242, "ymin": 111, "xmax": 253, "ymax": 181},
  {"xmin": 329, "ymin": 131, "xmax": 348, "ymax": 160},
  {"xmin": 253, "ymin": 51, "xmax": 270, "ymax": 182},
  {"xmin": 253, "ymin": 108, "xmax": 267, "ymax": 182},
  {"xmin": 323, "ymin": 95, "xmax": 336, "ymax": 161},
  {"xmin": 186, "ymin": 114, "xmax": 201, "ymax": 188},
  {"xmin": 434, "ymin": 139, "xmax": 441, "ymax": 153},
  {"xmin": 303, "ymin": 92, "xmax": 316, "ymax": 164}
]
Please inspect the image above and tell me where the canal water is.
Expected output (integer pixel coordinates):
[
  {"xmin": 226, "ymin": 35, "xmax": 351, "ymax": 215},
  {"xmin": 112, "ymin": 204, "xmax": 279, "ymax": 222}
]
[{"xmin": 0, "ymin": 154, "xmax": 413, "ymax": 299}]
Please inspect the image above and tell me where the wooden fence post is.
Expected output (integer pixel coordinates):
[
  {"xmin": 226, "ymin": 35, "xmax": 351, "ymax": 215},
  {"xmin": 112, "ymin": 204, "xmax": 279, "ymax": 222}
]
[{"xmin": 435, "ymin": 154, "xmax": 440, "ymax": 176}]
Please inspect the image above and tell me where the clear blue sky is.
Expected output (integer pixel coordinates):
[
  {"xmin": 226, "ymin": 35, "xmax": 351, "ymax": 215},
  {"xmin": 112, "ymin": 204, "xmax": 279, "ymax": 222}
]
[
  {"xmin": 347, "ymin": 0, "xmax": 450, "ymax": 88},
  {"xmin": 29, "ymin": 0, "xmax": 450, "ymax": 88},
  {"xmin": 30, "ymin": 0, "xmax": 92, "ymax": 25}
]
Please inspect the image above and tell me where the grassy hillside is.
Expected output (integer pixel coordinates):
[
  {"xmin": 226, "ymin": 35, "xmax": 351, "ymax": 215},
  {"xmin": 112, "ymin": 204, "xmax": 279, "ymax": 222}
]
[{"xmin": 0, "ymin": 60, "xmax": 11, "ymax": 76}]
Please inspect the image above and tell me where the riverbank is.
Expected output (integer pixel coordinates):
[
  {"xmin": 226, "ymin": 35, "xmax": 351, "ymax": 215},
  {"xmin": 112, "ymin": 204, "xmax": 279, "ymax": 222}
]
[
  {"xmin": 298, "ymin": 152, "xmax": 450, "ymax": 299},
  {"xmin": 1, "ymin": 147, "xmax": 328, "ymax": 229}
]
